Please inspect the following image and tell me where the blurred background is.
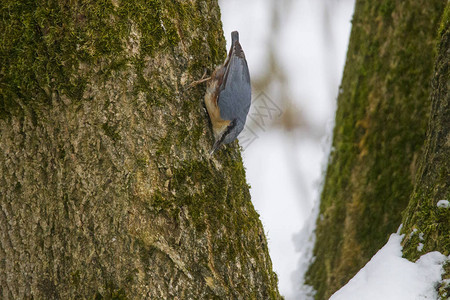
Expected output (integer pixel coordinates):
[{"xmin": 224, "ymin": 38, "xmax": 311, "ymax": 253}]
[{"xmin": 218, "ymin": 0, "xmax": 355, "ymax": 298}]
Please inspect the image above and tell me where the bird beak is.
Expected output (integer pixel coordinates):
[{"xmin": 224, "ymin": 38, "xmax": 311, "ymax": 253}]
[{"xmin": 209, "ymin": 139, "xmax": 222, "ymax": 155}]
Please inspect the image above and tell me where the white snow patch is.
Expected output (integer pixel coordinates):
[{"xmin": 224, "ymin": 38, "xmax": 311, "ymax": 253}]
[
  {"xmin": 419, "ymin": 232, "xmax": 424, "ymax": 241},
  {"xmin": 437, "ymin": 200, "xmax": 449, "ymax": 208},
  {"xmin": 409, "ymin": 228, "xmax": 418, "ymax": 238},
  {"xmin": 417, "ymin": 243, "xmax": 424, "ymax": 252},
  {"xmin": 330, "ymin": 233, "xmax": 449, "ymax": 300}
]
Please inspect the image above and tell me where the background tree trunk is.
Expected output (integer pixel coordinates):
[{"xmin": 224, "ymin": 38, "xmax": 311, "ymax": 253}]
[
  {"xmin": 304, "ymin": 1, "xmax": 446, "ymax": 299},
  {"xmin": 401, "ymin": 5, "xmax": 450, "ymax": 298},
  {"xmin": 0, "ymin": 1, "xmax": 281, "ymax": 298}
]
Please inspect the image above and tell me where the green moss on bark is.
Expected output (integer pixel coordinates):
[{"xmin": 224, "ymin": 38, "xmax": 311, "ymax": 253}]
[
  {"xmin": 0, "ymin": 1, "xmax": 280, "ymax": 298},
  {"xmin": 400, "ymin": 6, "xmax": 450, "ymax": 298},
  {"xmin": 305, "ymin": 1, "xmax": 446, "ymax": 299}
]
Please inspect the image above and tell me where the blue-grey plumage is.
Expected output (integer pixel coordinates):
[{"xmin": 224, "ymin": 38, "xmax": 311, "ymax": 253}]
[{"xmin": 204, "ymin": 31, "xmax": 251, "ymax": 154}]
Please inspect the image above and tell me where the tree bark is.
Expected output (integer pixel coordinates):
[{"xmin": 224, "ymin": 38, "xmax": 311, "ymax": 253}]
[
  {"xmin": 304, "ymin": 1, "xmax": 446, "ymax": 299},
  {"xmin": 0, "ymin": 1, "xmax": 281, "ymax": 299},
  {"xmin": 400, "ymin": 5, "xmax": 450, "ymax": 298}
]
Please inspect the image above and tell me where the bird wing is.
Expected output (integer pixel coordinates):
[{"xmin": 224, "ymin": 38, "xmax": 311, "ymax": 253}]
[{"xmin": 218, "ymin": 42, "xmax": 251, "ymax": 125}]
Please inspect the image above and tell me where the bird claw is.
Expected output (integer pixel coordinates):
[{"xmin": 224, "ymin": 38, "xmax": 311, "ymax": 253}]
[{"xmin": 187, "ymin": 69, "xmax": 210, "ymax": 89}]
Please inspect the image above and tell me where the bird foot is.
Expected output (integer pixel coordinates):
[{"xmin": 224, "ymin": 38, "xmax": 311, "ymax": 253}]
[{"xmin": 187, "ymin": 69, "xmax": 210, "ymax": 89}]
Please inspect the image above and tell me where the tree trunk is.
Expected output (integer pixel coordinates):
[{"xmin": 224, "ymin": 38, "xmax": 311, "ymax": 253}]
[
  {"xmin": 304, "ymin": 1, "xmax": 446, "ymax": 299},
  {"xmin": 0, "ymin": 1, "xmax": 281, "ymax": 299},
  {"xmin": 401, "ymin": 5, "xmax": 450, "ymax": 298}
]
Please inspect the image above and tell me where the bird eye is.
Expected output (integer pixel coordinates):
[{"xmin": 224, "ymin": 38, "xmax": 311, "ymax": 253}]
[
  {"xmin": 219, "ymin": 119, "xmax": 236, "ymax": 142},
  {"xmin": 228, "ymin": 119, "xmax": 237, "ymax": 131}
]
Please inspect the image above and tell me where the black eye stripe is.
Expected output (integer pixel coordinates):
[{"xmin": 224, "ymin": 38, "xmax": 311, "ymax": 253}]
[
  {"xmin": 226, "ymin": 119, "xmax": 237, "ymax": 134},
  {"xmin": 217, "ymin": 119, "xmax": 237, "ymax": 145}
]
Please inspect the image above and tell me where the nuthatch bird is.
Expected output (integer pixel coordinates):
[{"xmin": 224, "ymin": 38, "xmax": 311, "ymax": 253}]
[{"xmin": 191, "ymin": 31, "xmax": 251, "ymax": 154}]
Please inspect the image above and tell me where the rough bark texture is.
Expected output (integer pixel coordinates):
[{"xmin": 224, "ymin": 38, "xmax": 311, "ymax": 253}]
[
  {"xmin": 401, "ymin": 5, "xmax": 450, "ymax": 298},
  {"xmin": 0, "ymin": 1, "xmax": 281, "ymax": 299},
  {"xmin": 304, "ymin": 1, "xmax": 446, "ymax": 299}
]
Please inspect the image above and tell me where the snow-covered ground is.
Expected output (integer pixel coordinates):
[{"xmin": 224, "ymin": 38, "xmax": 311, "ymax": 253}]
[{"xmin": 330, "ymin": 233, "xmax": 449, "ymax": 300}]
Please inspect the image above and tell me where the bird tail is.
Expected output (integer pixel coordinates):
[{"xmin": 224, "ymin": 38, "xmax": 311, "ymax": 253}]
[{"xmin": 231, "ymin": 31, "xmax": 239, "ymax": 44}]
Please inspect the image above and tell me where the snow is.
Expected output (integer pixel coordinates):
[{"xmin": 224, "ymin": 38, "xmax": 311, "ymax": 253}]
[
  {"xmin": 330, "ymin": 233, "xmax": 449, "ymax": 300},
  {"xmin": 419, "ymin": 232, "xmax": 424, "ymax": 241},
  {"xmin": 417, "ymin": 243, "xmax": 424, "ymax": 252},
  {"xmin": 437, "ymin": 200, "xmax": 449, "ymax": 208}
]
